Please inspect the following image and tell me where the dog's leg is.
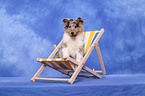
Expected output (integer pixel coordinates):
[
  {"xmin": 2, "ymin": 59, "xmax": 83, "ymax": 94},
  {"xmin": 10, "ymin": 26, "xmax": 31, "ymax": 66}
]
[
  {"xmin": 76, "ymin": 51, "xmax": 83, "ymax": 62},
  {"xmin": 56, "ymin": 49, "xmax": 63, "ymax": 58},
  {"xmin": 58, "ymin": 50, "xmax": 63, "ymax": 58},
  {"xmin": 76, "ymin": 53, "xmax": 83, "ymax": 62},
  {"xmin": 62, "ymin": 48, "xmax": 69, "ymax": 59},
  {"xmin": 76, "ymin": 47, "xmax": 84, "ymax": 62}
]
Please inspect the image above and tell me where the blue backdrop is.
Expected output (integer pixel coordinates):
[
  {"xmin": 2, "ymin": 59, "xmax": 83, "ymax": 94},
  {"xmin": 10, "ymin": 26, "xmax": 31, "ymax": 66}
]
[{"xmin": 0, "ymin": 0, "xmax": 145, "ymax": 77}]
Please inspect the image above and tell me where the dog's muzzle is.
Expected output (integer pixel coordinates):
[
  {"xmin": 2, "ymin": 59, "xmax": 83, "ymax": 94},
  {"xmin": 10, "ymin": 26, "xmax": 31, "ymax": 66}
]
[
  {"xmin": 71, "ymin": 32, "xmax": 74, "ymax": 35},
  {"xmin": 71, "ymin": 32, "xmax": 76, "ymax": 37}
]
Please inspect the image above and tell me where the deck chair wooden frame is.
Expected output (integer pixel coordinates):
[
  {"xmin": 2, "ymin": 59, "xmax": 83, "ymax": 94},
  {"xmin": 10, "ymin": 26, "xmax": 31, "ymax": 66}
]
[{"xmin": 31, "ymin": 28, "xmax": 106, "ymax": 84}]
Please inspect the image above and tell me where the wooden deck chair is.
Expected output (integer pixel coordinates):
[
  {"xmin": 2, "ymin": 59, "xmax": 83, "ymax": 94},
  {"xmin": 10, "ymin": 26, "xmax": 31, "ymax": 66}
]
[{"xmin": 31, "ymin": 28, "xmax": 106, "ymax": 84}]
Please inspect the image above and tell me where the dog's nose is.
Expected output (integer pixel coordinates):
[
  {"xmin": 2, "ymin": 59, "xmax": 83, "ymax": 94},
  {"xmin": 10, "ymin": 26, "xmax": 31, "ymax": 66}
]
[{"xmin": 71, "ymin": 32, "xmax": 74, "ymax": 35}]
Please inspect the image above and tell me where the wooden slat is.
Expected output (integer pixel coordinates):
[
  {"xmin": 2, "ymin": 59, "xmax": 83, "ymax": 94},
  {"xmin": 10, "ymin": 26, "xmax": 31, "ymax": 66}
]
[
  {"xmin": 94, "ymin": 70, "xmax": 103, "ymax": 73},
  {"xmin": 95, "ymin": 44, "xmax": 106, "ymax": 75},
  {"xmin": 96, "ymin": 31, "xmax": 100, "ymax": 33},
  {"xmin": 69, "ymin": 64, "xmax": 84, "ymax": 84},
  {"xmin": 37, "ymin": 57, "xmax": 41, "ymax": 61},
  {"xmin": 53, "ymin": 44, "xmax": 57, "ymax": 49},
  {"xmin": 35, "ymin": 77, "xmax": 69, "ymax": 81},
  {"xmin": 66, "ymin": 57, "xmax": 79, "ymax": 65},
  {"xmin": 64, "ymin": 70, "xmax": 103, "ymax": 73},
  {"xmin": 55, "ymin": 61, "xmax": 68, "ymax": 69},
  {"xmin": 48, "ymin": 39, "xmax": 63, "ymax": 59},
  {"xmin": 93, "ymin": 28, "xmax": 104, "ymax": 45},
  {"xmin": 78, "ymin": 74, "xmax": 95, "ymax": 77},
  {"xmin": 83, "ymin": 66, "xmax": 101, "ymax": 78},
  {"xmin": 64, "ymin": 61, "xmax": 74, "ymax": 70},
  {"xmin": 31, "ymin": 64, "xmax": 46, "ymax": 82}
]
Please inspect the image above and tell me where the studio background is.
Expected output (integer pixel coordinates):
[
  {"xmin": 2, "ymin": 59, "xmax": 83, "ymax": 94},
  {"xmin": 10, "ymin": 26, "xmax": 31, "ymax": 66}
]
[{"xmin": 0, "ymin": 0, "xmax": 145, "ymax": 77}]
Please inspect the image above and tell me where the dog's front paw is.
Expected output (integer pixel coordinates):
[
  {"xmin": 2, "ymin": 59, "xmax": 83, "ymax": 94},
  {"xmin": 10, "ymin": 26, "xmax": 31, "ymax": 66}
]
[
  {"xmin": 76, "ymin": 52, "xmax": 83, "ymax": 62},
  {"xmin": 63, "ymin": 58, "xmax": 67, "ymax": 60},
  {"xmin": 63, "ymin": 52, "xmax": 69, "ymax": 59},
  {"xmin": 62, "ymin": 48, "xmax": 69, "ymax": 59},
  {"xmin": 63, "ymin": 54, "xmax": 69, "ymax": 59}
]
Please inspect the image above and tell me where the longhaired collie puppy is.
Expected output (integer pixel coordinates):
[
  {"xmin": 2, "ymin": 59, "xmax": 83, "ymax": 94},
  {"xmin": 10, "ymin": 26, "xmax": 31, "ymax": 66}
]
[{"xmin": 57, "ymin": 17, "xmax": 85, "ymax": 63}]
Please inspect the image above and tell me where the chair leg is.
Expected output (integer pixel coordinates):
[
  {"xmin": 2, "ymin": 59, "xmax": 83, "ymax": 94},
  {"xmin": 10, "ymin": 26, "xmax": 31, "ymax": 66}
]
[
  {"xmin": 31, "ymin": 64, "xmax": 46, "ymax": 82},
  {"xmin": 68, "ymin": 64, "xmax": 84, "ymax": 84},
  {"xmin": 83, "ymin": 66, "xmax": 101, "ymax": 78},
  {"xmin": 95, "ymin": 44, "xmax": 106, "ymax": 75}
]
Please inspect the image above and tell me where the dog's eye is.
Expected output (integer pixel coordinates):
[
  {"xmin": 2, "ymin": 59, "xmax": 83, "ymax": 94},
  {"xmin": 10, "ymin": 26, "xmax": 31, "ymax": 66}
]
[
  {"xmin": 65, "ymin": 26, "xmax": 68, "ymax": 29},
  {"xmin": 69, "ymin": 26, "xmax": 71, "ymax": 28},
  {"xmin": 76, "ymin": 24, "xmax": 79, "ymax": 28}
]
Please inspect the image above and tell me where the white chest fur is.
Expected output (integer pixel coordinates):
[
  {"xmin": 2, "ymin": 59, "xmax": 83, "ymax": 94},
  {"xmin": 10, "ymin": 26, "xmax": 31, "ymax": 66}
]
[{"xmin": 62, "ymin": 32, "xmax": 84, "ymax": 59}]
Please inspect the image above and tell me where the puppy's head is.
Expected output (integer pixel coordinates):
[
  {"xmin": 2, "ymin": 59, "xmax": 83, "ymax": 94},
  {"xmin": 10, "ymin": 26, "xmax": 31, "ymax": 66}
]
[{"xmin": 62, "ymin": 17, "xmax": 85, "ymax": 38}]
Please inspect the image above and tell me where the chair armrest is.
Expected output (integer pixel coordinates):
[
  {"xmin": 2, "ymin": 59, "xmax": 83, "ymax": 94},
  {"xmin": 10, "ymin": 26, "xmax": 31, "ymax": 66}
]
[
  {"xmin": 48, "ymin": 39, "xmax": 63, "ymax": 59},
  {"xmin": 66, "ymin": 57, "xmax": 79, "ymax": 65}
]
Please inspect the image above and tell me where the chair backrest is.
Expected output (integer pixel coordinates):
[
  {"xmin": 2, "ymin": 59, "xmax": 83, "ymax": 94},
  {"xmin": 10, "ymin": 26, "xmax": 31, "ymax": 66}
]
[{"xmin": 83, "ymin": 30, "xmax": 99, "ymax": 55}]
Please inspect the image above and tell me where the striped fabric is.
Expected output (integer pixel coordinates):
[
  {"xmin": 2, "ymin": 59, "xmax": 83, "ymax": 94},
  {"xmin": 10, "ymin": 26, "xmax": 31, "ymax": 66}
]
[
  {"xmin": 83, "ymin": 30, "xmax": 99, "ymax": 54},
  {"xmin": 38, "ymin": 30, "xmax": 99, "ymax": 70},
  {"xmin": 39, "ymin": 58, "xmax": 66, "ymax": 62},
  {"xmin": 39, "ymin": 58, "xmax": 75, "ymax": 70}
]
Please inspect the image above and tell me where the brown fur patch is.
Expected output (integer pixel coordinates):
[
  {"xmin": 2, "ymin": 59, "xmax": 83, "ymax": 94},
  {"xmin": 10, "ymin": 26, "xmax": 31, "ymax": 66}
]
[
  {"xmin": 63, "ymin": 42, "xmax": 67, "ymax": 47},
  {"xmin": 79, "ymin": 47, "xmax": 83, "ymax": 52},
  {"xmin": 62, "ymin": 18, "xmax": 84, "ymax": 38}
]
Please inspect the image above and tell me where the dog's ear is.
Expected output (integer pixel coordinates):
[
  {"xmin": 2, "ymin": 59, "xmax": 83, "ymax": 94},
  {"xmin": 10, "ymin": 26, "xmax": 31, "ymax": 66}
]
[
  {"xmin": 76, "ymin": 17, "xmax": 85, "ymax": 25},
  {"xmin": 62, "ymin": 19, "xmax": 69, "ymax": 26}
]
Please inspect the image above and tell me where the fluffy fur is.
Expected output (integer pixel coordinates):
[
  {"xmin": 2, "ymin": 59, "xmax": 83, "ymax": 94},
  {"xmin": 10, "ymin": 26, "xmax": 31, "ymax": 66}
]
[
  {"xmin": 57, "ymin": 18, "xmax": 85, "ymax": 63},
  {"xmin": 62, "ymin": 30, "xmax": 84, "ymax": 62}
]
